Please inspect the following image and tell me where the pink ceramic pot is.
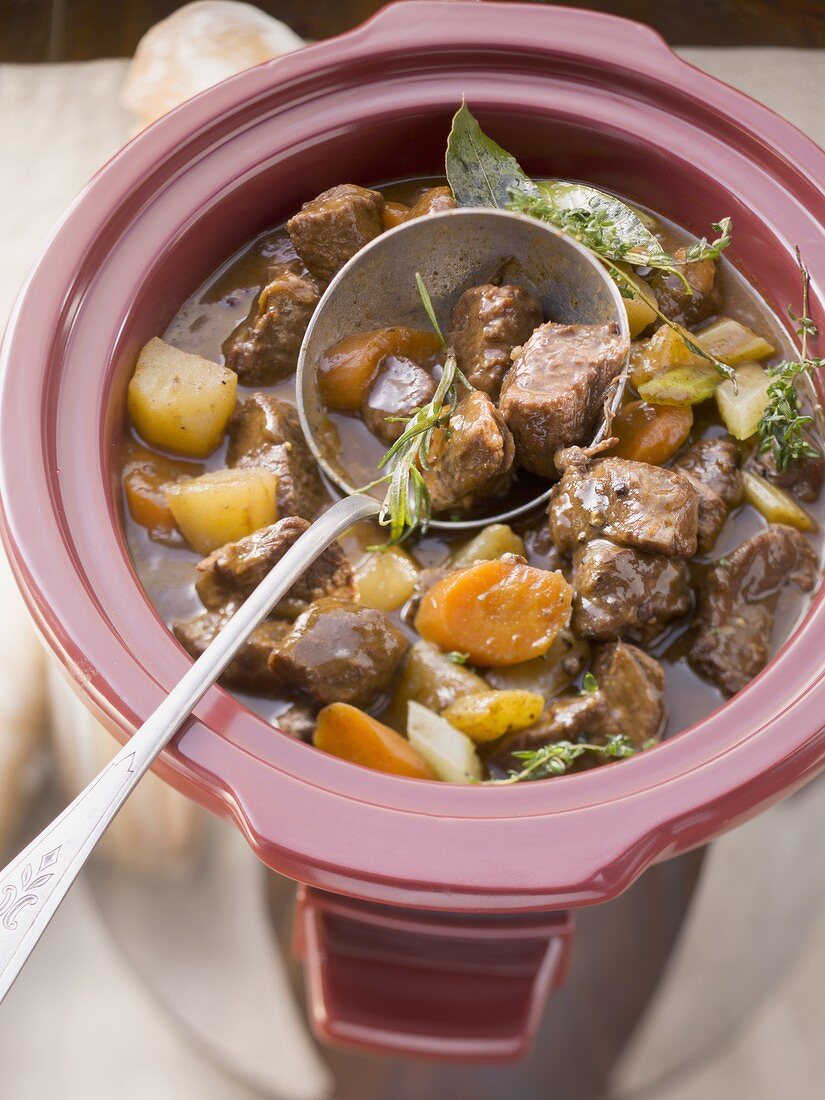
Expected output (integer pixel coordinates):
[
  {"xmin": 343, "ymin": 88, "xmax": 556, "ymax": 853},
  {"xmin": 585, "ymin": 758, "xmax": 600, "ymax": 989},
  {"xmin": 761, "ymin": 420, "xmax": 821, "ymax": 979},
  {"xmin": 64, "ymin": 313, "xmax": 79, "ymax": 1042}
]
[{"xmin": 1, "ymin": 0, "xmax": 824, "ymax": 1062}]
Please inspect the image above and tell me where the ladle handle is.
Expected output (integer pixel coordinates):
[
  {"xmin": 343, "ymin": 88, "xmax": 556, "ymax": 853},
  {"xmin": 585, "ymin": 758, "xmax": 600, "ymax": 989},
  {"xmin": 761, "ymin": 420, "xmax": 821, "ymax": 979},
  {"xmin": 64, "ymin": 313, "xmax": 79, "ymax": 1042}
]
[{"xmin": 0, "ymin": 493, "xmax": 380, "ymax": 1003}]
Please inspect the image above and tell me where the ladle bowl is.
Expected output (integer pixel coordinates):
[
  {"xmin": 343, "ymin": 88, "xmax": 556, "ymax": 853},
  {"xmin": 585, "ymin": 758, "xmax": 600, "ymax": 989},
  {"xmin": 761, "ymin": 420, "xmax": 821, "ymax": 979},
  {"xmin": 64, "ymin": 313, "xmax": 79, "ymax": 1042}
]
[{"xmin": 297, "ymin": 207, "xmax": 630, "ymax": 531}]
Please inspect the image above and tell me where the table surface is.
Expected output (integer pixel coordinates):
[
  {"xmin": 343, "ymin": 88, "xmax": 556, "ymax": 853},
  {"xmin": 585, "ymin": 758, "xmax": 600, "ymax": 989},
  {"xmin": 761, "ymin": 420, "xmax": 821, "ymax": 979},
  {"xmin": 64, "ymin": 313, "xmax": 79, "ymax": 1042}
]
[{"xmin": 1, "ymin": 0, "xmax": 824, "ymax": 59}]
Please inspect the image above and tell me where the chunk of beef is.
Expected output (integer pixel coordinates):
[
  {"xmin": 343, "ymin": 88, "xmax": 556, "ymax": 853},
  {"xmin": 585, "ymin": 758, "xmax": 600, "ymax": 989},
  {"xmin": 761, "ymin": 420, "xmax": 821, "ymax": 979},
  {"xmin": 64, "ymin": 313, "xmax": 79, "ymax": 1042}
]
[
  {"xmin": 195, "ymin": 516, "xmax": 355, "ymax": 614},
  {"xmin": 750, "ymin": 444, "xmax": 824, "ymax": 503},
  {"xmin": 173, "ymin": 610, "xmax": 289, "ymax": 695},
  {"xmin": 673, "ymin": 439, "xmax": 743, "ymax": 552},
  {"xmin": 287, "ymin": 184, "xmax": 385, "ymax": 283},
  {"xmin": 275, "ymin": 703, "xmax": 317, "ymax": 742},
  {"xmin": 227, "ymin": 393, "xmax": 327, "ymax": 519},
  {"xmin": 489, "ymin": 641, "xmax": 665, "ymax": 769},
  {"xmin": 549, "ymin": 456, "xmax": 699, "ymax": 557},
  {"xmin": 405, "ymin": 186, "xmax": 456, "ymax": 220},
  {"xmin": 267, "ymin": 597, "xmax": 408, "ymax": 708},
  {"xmin": 382, "ymin": 639, "xmax": 488, "ymax": 731},
  {"xmin": 222, "ymin": 263, "xmax": 323, "ymax": 385},
  {"xmin": 572, "ymin": 538, "xmax": 692, "ymax": 643},
  {"xmin": 499, "ymin": 322, "xmax": 628, "ymax": 477},
  {"xmin": 361, "ymin": 355, "xmax": 436, "ymax": 445},
  {"xmin": 423, "ymin": 389, "xmax": 515, "ymax": 513},
  {"xmin": 450, "ymin": 284, "xmax": 543, "ymax": 398},
  {"xmin": 649, "ymin": 249, "xmax": 720, "ymax": 328},
  {"xmin": 689, "ymin": 524, "xmax": 818, "ymax": 695}
]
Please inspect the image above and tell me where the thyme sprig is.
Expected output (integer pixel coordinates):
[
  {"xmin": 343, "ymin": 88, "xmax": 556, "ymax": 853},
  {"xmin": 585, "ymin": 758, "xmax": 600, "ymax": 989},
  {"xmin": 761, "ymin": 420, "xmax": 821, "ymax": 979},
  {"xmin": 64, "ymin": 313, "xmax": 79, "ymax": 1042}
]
[
  {"xmin": 361, "ymin": 274, "xmax": 471, "ymax": 544},
  {"xmin": 758, "ymin": 249, "xmax": 824, "ymax": 472},
  {"xmin": 487, "ymin": 734, "xmax": 638, "ymax": 785}
]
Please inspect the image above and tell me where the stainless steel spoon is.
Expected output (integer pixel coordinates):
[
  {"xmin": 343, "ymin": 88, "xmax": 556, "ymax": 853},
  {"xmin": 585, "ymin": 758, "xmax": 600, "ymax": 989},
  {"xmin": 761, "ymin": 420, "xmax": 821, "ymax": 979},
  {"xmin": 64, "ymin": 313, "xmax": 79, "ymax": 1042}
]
[{"xmin": 0, "ymin": 207, "xmax": 627, "ymax": 1001}]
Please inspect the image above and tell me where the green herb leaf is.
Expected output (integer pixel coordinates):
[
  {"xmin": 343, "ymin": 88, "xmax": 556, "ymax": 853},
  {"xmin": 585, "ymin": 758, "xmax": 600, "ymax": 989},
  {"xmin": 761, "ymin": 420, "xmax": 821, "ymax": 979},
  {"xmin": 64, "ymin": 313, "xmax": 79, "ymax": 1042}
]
[
  {"xmin": 446, "ymin": 651, "xmax": 469, "ymax": 665},
  {"xmin": 487, "ymin": 734, "xmax": 639, "ymax": 784},
  {"xmin": 580, "ymin": 671, "xmax": 599, "ymax": 695},
  {"xmin": 415, "ymin": 272, "xmax": 447, "ymax": 350},
  {"xmin": 445, "ymin": 102, "xmax": 536, "ymax": 209},
  {"xmin": 757, "ymin": 249, "xmax": 823, "ymax": 472}
]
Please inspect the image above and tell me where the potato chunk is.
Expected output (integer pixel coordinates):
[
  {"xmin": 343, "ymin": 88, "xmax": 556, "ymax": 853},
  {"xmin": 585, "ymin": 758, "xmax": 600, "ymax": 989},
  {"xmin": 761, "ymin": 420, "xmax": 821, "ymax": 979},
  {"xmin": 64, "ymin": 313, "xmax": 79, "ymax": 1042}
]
[
  {"xmin": 451, "ymin": 524, "xmax": 526, "ymax": 568},
  {"xmin": 355, "ymin": 547, "xmax": 419, "ymax": 611},
  {"xmin": 442, "ymin": 690, "xmax": 544, "ymax": 743},
  {"xmin": 128, "ymin": 337, "xmax": 237, "ymax": 457},
  {"xmin": 166, "ymin": 468, "xmax": 277, "ymax": 554}
]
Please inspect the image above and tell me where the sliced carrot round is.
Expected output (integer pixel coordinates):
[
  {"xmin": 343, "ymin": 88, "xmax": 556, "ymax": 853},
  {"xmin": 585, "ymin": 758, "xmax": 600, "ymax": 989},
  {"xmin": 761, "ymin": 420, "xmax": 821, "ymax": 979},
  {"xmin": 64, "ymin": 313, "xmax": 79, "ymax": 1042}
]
[
  {"xmin": 314, "ymin": 702, "xmax": 435, "ymax": 779},
  {"xmin": 610, "ymin": 400, "xmax": 693, "ymax": 465},
  {"xmin": 414, "ymin": 559, "xmax": 573, "ymax": 667}
]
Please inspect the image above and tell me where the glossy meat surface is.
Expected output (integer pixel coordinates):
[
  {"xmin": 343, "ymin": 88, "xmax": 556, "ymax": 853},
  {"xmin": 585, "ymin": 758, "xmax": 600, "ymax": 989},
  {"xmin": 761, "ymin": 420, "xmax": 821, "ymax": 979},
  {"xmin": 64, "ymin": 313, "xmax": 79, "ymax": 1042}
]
[
  {"xmin": 689, "ymin": 524, "xmax": 818, "ymax": 695},
  {"xmin": 222, "ymin": 262, "xmax": 323, "ymax": 385},
  {"xmin": 649, "ymin": 251, "xmax": 720, "ymax": 327},
  {"xmin": 174, "ymin": 611, "xmax": 289, "ymax": 695},
  {"xmin": 361, "ymin": 355, "xmax": 436, "ymax": 445},
  {"xmin": 673, "ymin": 438, "xmax": 743, "ymax": 552},
  {"xmin": 227, "ymin": 393, "xmax": 327, "ymax": 519},
  {"xmin": 423, "ymin": 389, "xmax": 515, "ymax": 512},
  {"xmin": 194, "ymin": 516, "xmax": 355, "ymax": 613},
  {"xmin": 571, "ymin": 538, "xmax": 692, "ymax": 642},
  {"xmin": 287, "ymin": 183, "xmax": 385, "ymax": 282},
  {"xmin": 450, "ymin": 283, "xmax": 543, "ymax": 398},
  {"xmin": 549, "ymin": 456, "xmax": 699, "ymax": 557},
  {"xmin": 499, "ymin": 321, "xmax": 628, "ymax": 477},
  {"xmin": 267, "ymin": 597, "xmax": 409, "ymax": 708}
]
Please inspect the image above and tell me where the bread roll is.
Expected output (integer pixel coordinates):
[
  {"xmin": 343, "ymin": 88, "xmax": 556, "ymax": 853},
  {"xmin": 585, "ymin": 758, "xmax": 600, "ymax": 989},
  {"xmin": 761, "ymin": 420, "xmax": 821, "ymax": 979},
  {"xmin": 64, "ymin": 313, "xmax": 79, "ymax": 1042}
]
[{"xmin": 121, "ymin": 0, "xmax": 304, "ymax": 130}]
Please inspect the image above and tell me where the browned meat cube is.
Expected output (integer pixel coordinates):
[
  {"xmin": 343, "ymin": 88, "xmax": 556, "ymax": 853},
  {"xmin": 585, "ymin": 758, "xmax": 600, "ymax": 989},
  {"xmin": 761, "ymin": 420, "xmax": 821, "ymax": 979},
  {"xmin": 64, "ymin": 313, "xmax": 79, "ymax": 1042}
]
[
  {"xmin": 571, "ymin": 538, "xmax": 691, "ymax": 643},
  {"xmin": 423, "ymin": 389, "xmax": 515, "ymax": 513},
  {"xmin": 274, "ymin": 703, "xmax": 317, "ymax": 742},
  {"xmin": 549, "ymin": 456, "xmax": 699, "ymax": 557},
  {"xmin": 361, "ymin": 355, "xmax": 436, "ymax": 446},
  {"xmin": 405, "ymin": 186, "xmax": 456, "ymax": 220},
  {"xmin": 499, "ymin": 322, "xmax": 628, "ymax": 477},
  {"xmin": 222, "ymin": 263, "xmax": 323, "ymax": 385},
  {"xmin": 287, "ymin": 184, "xmax": 385, "ymax": 283},
  {"xmin": 195, "ymin": 516, "xmax": 355, "ymax": 614},
  {"xmin": 173, "ymin": 611, "xmax": 289, "ymax": 695},
  {"xmin": 227, "ymin": 393, "xmax": 327, "ymax": 520},
  {"xmin": 673, "ymin": 439, "xmax": 743, "ymax": 552},
  {"xmin": 267, "ymin": 597, "xmax": 409, "ymax": 708},
  {"xmin": 649, "ymin": 249, "xmax": 720, "ymax": 328},
  {"xmin": 750, "ymin": 443, "xmax": 824, "ymax": 503},
  {"xmin": 489, "ymin": 640, "xmax": 665, "ymax": 770},
  {"xmin": 689, "ymin": 525, "xmax": 818, "ymax": 695},
  {"xmin": 450, "ymin": 284, "xmax": 543, "ymax": 398}
]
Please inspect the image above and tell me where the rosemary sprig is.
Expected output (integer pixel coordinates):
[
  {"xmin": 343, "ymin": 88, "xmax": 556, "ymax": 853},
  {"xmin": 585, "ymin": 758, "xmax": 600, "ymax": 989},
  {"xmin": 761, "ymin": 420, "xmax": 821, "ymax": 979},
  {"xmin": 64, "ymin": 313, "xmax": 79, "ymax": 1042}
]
[
  {"xmin": 487, "ymin": 734, "xmax": 638, "ymax": 785},
  {"xmin": 758, "ymin": 249, "xmax": 824, "ymax": 472},
  {"xmin": 362, "ymin": 274, "xmax": 471, "ymax": 544}
]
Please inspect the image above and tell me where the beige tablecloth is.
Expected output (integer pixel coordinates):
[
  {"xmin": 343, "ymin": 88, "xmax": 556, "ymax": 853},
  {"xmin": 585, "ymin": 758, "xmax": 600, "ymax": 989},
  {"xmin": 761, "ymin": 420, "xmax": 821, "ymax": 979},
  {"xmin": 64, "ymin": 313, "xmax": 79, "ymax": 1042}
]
[{"xmin": 0, "ymin": 44, "xmax": 823, "ymax": 1100}]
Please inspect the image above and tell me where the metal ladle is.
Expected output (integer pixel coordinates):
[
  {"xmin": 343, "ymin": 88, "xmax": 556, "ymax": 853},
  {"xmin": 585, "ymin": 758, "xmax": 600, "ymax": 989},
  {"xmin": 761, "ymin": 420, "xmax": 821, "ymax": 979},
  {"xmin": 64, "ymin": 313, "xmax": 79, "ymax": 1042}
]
[
  {"xmin": 0, "ymin": 208, "xmax": 627, "ymax": 1001},
  {"xmin": 298, "ymin": 207, "xmax": 630, "ymax": 530}
]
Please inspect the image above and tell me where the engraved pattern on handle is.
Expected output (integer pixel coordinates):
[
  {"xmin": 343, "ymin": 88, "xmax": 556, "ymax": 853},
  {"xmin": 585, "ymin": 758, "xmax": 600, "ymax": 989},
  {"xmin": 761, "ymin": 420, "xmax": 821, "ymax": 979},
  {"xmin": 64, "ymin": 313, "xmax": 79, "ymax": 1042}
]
[{"xmin": 0, "ymin": 494, "xmax": 381, "ymax": 1003}]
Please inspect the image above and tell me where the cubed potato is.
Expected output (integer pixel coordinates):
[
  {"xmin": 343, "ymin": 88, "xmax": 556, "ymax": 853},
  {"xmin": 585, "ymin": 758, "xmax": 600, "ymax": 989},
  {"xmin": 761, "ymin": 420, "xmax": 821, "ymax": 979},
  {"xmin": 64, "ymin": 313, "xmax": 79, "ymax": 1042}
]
[
  {"xmin": 406, "ymin": 701, "xmax": 482, "ymax": 783},
  {"xmin": 128, "ymin": 337, "xmax": 237, "ymax": 457},
  {"xmin": 356, "ymin": 546, "xmax": 419, "ymax": 611},
  {"xmin": 451, "ymin": 524, "xmax": 526, "ymax": 568},
  {"xmin": 715, "ymin": 361, "xmax": 771, "ymax": 440},
  {"xmin": 165, "ymin": 467, "xmax": 277, "ymax": 554},
  {"xmin": 615, "ymin": 264, "xmax": 658, "ymax": 338},
  {"xmin": 630, "ymin": 323, "xmax": 704, "ymax": 390},
  {"xmin": 442, "ymin": 689, "xmax": 544, "ymax": 743}
]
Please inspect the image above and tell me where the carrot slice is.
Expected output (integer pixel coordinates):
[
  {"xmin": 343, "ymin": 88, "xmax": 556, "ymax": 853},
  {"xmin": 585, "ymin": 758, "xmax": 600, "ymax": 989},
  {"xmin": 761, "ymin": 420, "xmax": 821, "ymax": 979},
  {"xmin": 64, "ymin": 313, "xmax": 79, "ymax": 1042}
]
[
  {"xmin": 318, "ymin": 327, "xmax": 442, "ymax": 410},
  {"xmin": 609, "ymin": 400, "xmax": 693, "ymax": 465},
  {"xmin": 414, "ymin": 559, "xmax": 573, "ymax": 667},
  {"xmin": 314, "ymin": 702, "xmax": 435, "ymax": 779}
]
